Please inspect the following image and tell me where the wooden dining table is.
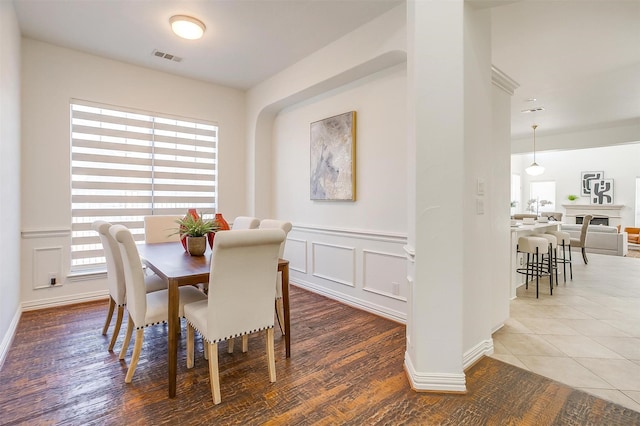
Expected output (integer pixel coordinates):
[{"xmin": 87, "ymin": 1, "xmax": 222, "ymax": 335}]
[{"xmin": 137, "ymin": 241, "xmax": 291, "ymax": 398}]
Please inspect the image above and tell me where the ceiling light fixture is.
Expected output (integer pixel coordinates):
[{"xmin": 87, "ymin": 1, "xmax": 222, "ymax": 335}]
[
  {"xmin": 520, "ymin": 107, "xmax": 545, "ymax": 113},
  {"xmin": 525, "ymin": 124, "xmax": 544, "ymax": 176},
  {"xmin": 170, "ymin": 15, "xmax": 206, "ymax": 40}
]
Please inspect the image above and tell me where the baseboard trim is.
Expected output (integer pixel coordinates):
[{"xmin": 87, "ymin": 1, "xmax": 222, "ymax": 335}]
[
  {"xmin": 463, "ymin": 339, "xmax": 493, "ymax": 370},
  {"xmin": 404, "ymin": 352, "xmax": 467, "ymax": 392},
  {"xmin": 21, "ymin": 290, "xmax": 109, "ymax": 312},
  {"xmin": 0, "ymin": 306, "xmax": 22, "ymax": 371}
]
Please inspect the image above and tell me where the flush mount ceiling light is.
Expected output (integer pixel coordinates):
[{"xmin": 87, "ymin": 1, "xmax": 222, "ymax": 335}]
[
  {"xmin": 170, "ymin": 15, "xmax": 206, "ymax": 40},
  {"xmin": 525, "ymin": 124, "xmax": 545, "ymax": 176}
]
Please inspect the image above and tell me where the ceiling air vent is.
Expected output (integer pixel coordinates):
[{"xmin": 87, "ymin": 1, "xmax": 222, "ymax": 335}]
[{"xmin": 152, "ymin": 49, "xmax": 182, "ymax": 63}]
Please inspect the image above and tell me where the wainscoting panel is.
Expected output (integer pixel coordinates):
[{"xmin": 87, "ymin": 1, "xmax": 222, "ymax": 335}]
[
  {"xmin": 363, "ymin": 250, "xmax": 406, "ymax": 301},
  {"xmin": 289, "ymin": 224, "xmax": 408, "ymax": 322},
  {"xmin": 32, "ymin": 246, "xmax": 63, "ymax": 290},
  {"xmin": 311, "ymin": 242, "xmax": 356, "ymax": 288},
  {"xmin": 284, "ymin": 238, "xmax": 307, "ymax": 274}
]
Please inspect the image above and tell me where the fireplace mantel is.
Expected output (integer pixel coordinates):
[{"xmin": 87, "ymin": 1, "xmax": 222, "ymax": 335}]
[{"xmin": 562, "ymin": 204, "xmax": 625, "ymax": 226}]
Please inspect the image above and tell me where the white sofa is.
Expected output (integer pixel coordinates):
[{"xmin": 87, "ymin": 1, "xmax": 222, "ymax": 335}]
[{"xmin": 561, "ymin": 224, "xmax": 628, "ymax": 256}]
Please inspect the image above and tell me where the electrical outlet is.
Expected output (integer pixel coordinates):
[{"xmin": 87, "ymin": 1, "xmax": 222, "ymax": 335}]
[
  {"xmin": 392, "ymin": 282, "xmax": 400, "ymax": 296},
  {"xmin": 49, "ymin": 273, "xmax": 57, "ymax": 286}
]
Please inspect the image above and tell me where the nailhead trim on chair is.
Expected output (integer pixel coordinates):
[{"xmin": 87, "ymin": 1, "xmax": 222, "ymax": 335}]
[
  {"xmin": 187, "ymin": 322, "xmax": 274, "ymax": 344},
  {"xmin": 136, "ymin": 320, "xmax": 168, "ymax": 330}
]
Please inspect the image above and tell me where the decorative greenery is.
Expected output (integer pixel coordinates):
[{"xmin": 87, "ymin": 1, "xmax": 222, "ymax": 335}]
[
  {"xmin": 510, "ymin": 200, "xmax": 518, "ymax": 208},
  {"xmin": 567, "ymin": 194, "xmax": 579, "ymax": 201},
  {"xmin": 173, "ymin": 214, "xmax": 219, "ymax": 238},
  {"xmin": 526, "ymin": 198, "xmax": 553, "ymax": 214}
]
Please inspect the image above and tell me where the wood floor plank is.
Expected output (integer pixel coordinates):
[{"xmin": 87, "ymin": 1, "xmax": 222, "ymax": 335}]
[{"xmin": 1, "ymin": 286, "xmax": 639, "ymax": 425}]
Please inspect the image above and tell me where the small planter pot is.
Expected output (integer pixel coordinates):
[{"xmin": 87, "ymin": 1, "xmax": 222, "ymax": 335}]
[{"xmin": 186, "ymin": 236, "xmax": 207, "ymax": 256}]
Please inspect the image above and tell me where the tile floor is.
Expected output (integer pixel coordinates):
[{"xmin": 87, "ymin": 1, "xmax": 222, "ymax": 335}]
[{"xmin": 492, "ymin": 248, "xmax": 640, "ymax": 412}]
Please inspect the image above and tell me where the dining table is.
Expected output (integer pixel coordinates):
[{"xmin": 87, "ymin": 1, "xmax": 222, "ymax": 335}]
[{"xmin": 137, "ymin": 241, "xmax": 291, "ymax": 398}]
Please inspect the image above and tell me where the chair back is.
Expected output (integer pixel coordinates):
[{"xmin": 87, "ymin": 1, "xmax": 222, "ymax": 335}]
[
  {"xmin": 231, "ymin": 216, "xmax": 260, "ymax": 230},
  {"xmin": 206, "ymin": 229, "xmax": 285, "ymax": 341},
  {"xmin": 144, "ymin": 215, "xmax": 182, "ymax": 243},
  {"xmin": 512, "ymin": 213, "xmax": 538, "ymax": 220},
  {"xmin": 580, "ymin": 214, "xmax": 593, "ymax": 245},
  {"xmin": 259, "ymin": 219, "xmax": 292, "ymax": 258},
  {"xmin": 541, "ymin": 211, "xmax": 563, "ymax": 222},
  {"xmin": 92, "ymin": 220, "xmax": 126, "ymax": 305},
  {"xmin": 110, "ymin": 225, "xmax": 147, "ymax": 326}
]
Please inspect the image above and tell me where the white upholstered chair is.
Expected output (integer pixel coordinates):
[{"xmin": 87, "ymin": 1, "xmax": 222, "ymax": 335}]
[
  {"xmin": 259, "ymin": 219, "xmax": 292, "ymax": 334},
  {"xmin": 184, "ymin": 228, "xmax": 285, "ymax": 404},
  {"xmin": 92, "ymin": 220, "xmax": 167, "ymax": 351},
  {"xmin": 231, "ymin": 216, "xmax": 260, "ymax": 230},
  {"xmin": 143, "ymin": 215, "xmax": 182, "ymax": 243},
  {"xmin": 109, "ymin": 224, "xmax": 207, "ymax": 383}
]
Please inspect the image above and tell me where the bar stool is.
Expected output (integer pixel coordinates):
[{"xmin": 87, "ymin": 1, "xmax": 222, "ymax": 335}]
[
  {"xmin": 546, "ymin": 230, "xmax": 572, "ymax": 282},
  {"xmin": 516, "ymin": 236, "xmax": 553, "ymax": 298},
  {"xmin": 537, "ymin": 233, "xmax": 558, "ymax": 288}
]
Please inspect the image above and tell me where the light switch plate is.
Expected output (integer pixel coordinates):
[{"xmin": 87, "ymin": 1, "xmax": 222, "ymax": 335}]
[{"xmin": 477, "ymin": 178, "xmax": 485, "ymax": 195}]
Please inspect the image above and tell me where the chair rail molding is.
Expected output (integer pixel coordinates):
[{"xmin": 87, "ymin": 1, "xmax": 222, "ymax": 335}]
[{"xmin": 22, "ymin": 227, "xmax": 71, "ymax": 239}]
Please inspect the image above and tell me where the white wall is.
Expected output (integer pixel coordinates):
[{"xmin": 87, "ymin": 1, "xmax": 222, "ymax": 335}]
[
  {"xmin": 20, "ymin": 39, "xmax": 247, "ymax": 309},
  {"xmin": 246, "ymin": 5, "xmax": 409, "ymax": 322},
  {"xmin": 274, "ymin": 64, "xmax": 409, "ymax": 320},
  {"xmin": 0, "ymin": 2, "xmax": 22, "ymax": 367},
  {"xmin": 512, "ymin": 143, "xmax": 640, "ymax": 227}
]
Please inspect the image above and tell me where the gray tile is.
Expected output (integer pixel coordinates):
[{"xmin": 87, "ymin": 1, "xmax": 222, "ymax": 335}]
[
  {"xmin": 562, "ymin": 319, "xmax": 632, "ymax": 337},
  {"xmin": 542, "ymin": 335, "xmax": 624, "ymax": 359},
  {"xmin": 591, "ymin": 336, "xmax": 640, "ymax": 361},
  {"xmin": 518, "ymin": 355, "xmax": 612, "ymax": 389},
  {"xmin": 495, "ymin": 333, "xmax": 565, "ymax": 357},
  {"xmin": 575, "ymin": 358, "xmax": 640, "ymax": 391}
]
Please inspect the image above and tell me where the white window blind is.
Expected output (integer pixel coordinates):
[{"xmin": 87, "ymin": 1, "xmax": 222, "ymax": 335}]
[{"xmin": 71, "ymin": 100, "xmax": 217, "ymax": 270}]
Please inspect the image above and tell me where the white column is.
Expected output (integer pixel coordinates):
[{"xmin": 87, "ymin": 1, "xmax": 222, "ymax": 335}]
[{"xmin": 405, "ymin": 0, "xmax": 466, "ymax": 391}]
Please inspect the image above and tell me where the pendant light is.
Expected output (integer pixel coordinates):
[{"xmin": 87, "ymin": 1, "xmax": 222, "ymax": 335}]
[{"xmin": 525, "ymin": 124, "xmax": 544, "ymax": 176}]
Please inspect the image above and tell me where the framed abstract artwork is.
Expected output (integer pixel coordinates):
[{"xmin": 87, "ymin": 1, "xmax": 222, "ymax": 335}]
[
  {"xmin": 581, "ymin": 171, "xmax": 603, "ymax": 197},
  {"xmin": 590, "ymin": 178, "xmax": 614, "ymax": 205},
  {"xmin": 310, "ymin": 111, "xmax": 356, "ymax": 201}
]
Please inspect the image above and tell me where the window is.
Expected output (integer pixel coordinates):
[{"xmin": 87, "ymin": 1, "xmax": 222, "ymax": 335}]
[
  {"xmin": 71, "ymin": 100, "xmax": 217, "ymax": 270},
  {"xmin": 528, "ymin": 181, "xmax": 556, "ymax": 215},
  {"xmin": 510, "ymin": 173, "xmax": 521, "ymax": 214}
]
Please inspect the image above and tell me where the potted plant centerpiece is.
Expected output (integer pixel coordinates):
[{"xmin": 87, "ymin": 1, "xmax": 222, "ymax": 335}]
[{"xmin": 174, "ymin": 214, "xmax": 219, "ymax": 256}]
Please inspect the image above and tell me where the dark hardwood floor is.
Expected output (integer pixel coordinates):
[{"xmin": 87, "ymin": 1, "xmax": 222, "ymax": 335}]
[{"xmin": 1, "ymin": 286, "xmax": 639, "ymax": 425}]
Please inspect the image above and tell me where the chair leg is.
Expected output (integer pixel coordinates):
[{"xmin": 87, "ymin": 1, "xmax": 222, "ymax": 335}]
[
  {"xmin": 581, "ymin": 247, "xmax": 588, "ymax": 264},
  {"xmin": 242, "ymin": 335, "xmax": 249, "ymax": 353},
  {"xmin": 119, "ymin": 319, "xmax": 134, "ymax": 360},
  {"xmin": 208, "ymin": 342, "xmax": 221, "ymax": 405},
  {"xmin": 553, "ymin": 247, "xmax": 559, "ymax": 287},
  {"xmin": 108, "ymin": 306, "xmax": 125, "ymax": 352},
  {"xmin": 568, "ymin": 245, "xmax": 573, "ymax": 279},
  {"xmin": 525, "ymin": 253, "xmax": 530, "ymax": 289},
  {"xmin": 561, "ymin": 243, "xmax": 567, "ymax": 283},
  {"xmin": 227, "ymin": 338, "xmax": 235, "ymax": 354},
  {"xmin": 102, "ymin": 297, "xmax": 116, "ymax": 335},
  {"xmin": 187, "ymin": 323, "xmax": 195, "ymax": 369},
  {"xmin": 275, "ymin": 298, "xmax": 285, "ymax": 335},
  {"xmin": 125, "ymin": 329, "xmax": 144, "ymax": 383},
  {"xmin": 266, "ymin": 328, "xmax": 276, "ymax": 383},
  {"xmin": 535, "ymin": 249, "xmax": 539, "ymax": 299}
]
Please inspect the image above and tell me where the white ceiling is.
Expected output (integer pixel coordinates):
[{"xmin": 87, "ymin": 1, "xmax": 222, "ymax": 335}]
[{"xmin": 12, "ymin": 0, "xmax": 640, "ymax": 141}]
